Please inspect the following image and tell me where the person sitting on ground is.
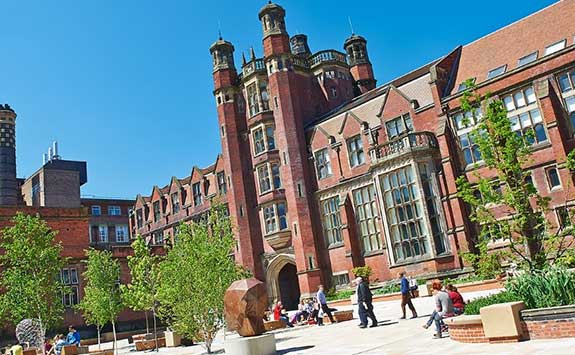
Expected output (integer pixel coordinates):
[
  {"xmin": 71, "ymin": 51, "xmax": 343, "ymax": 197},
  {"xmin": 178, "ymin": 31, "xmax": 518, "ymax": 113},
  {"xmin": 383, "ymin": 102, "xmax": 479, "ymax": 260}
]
[
  {"xmin": 446, "ymin": 284, "xmax": 465, "ymax": 315},
  {"xmin": 66, "ymin": 325, "xmax": 81, "ymax": 346},
  {"xmin": 422, "ymin": 280, "xmax": 454, "ymax": 339},
  {"xmin": 54, "ymin": 335, "xmax": 66, "ymax": 355}
]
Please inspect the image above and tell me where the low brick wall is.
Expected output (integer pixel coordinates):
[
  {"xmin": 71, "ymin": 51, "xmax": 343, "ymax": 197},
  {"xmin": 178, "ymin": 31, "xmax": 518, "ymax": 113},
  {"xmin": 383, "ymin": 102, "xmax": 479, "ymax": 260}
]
[
  {"xmin": 521, "ymin": 306, "xmax": 575, "ymax": 340},
  {"xmin": 446, "ymin": 316, "xmax": 489, "ymax": 343}
]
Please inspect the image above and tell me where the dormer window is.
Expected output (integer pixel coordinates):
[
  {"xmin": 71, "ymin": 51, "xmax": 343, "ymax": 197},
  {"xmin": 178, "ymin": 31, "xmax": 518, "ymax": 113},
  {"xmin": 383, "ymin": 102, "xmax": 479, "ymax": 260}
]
[
  {"xmin": 385, "ymin": 113, "xmax": 413, "ymax": 139},
  {"xmin": 153, "ymin": 201, "xmax": 161, "ymax": 222},
  {"xmin": 171, "ymin": 192, "xmax": 180, "ymax": 213},
  {"xmin": 314, "ymin": 148, "xmax": 333, "ymax": 180},
  {"xmin": 487, "ymin": 65, "xmax": 507, "ymax": 79},
  {"xmin": 136, "ymin": 209, "xmax": 143, "ymax": 228},
  {"xmin": 347, "ymin": 135, "xmax": 365, "ymax": 168},
  {"xmin": 192, "ymin": 182, "xmax": 202, "ymax": 207}
]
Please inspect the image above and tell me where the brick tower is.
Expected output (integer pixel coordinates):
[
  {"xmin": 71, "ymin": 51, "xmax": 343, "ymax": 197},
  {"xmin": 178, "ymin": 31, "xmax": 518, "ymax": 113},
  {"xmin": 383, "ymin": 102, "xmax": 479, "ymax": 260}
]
[
  {"xmin": 344, "ymin": 34, "xmax": 376, "ymax": 95},
  {"xmin": 210, "ymin": 37, "xmax": 265, "ymax": 280},
  {"xmin": 0, "ymin": 104, "xmax": 18, "ymax": 206},
  {"xmin": 258, "ymin": 2, "xmax": 325, "ymax": 297}
]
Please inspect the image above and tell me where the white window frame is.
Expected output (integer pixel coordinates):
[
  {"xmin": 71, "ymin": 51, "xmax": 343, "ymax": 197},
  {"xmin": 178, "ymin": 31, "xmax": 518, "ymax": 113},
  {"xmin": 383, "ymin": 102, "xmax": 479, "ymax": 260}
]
[
  {"xmin": 487, "ymin": 64, "xmax": 507, "ymax": 79},
  {"xmin": 452, "ymin": 109, "xmax": 483, "ymax": 166},
  {"xmin": 557, "ymin": 68, "xmax": 575, "ymax": 134},
  {"xmin": 115, "ymin": 225, "xmax": 129, "ymax": 243},
  {"xmin": 251, "ymin": 124, "xmax": 276, "ymax": 156},
  {"xmin": 321, "ymin": 196, "xmax": 343, "ymax": 246},
  {"xmin": 99, "ymin": 224, "xmax": 108, "ymax": 243},
  {"xmin": 518, "ymin": 51, "xmax": 538, "ymax": 67},
  {"xmin": 192, "ymin": 182, "xmax": 202, "ymax": 206},
  {"xmin": 332, "ymin": 271, "xmax": 350, "ymax": 289},
  {"xmin": 545, "ymin": 39, "xmax": 566, "ymax": 56},
  {"xmin": 385, "ymin": 113, "xmax": 413, "ymax": 139},
  {"xmin": 503, "ymin": 86, "xmax": 547, "ymax": 145},
  {"xmin": 108, "ymin": 205, "xmax": 121, "ymax": 216},
  {"xmin": 314, "ymin": 148, "xmax": 332, "ymax": 180},
  {"xmin": 262, "ymin": 202, "xmax": 288, "ymax": 235},
  {"xmin": 91, "ymin": 205, "xmax": 101, "ymax": 216},
  {"xmin": 545, "ymin": 166, "xmax": 562, "ymax": 190},
  {"xmin": 352, "ymin": 184, "xmax": 382, "ymax": 253}
]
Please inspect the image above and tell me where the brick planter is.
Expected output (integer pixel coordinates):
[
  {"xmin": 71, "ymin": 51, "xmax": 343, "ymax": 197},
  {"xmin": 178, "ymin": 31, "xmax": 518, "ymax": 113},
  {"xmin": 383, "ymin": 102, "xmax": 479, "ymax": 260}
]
[
  {"xmin": 521, "ymin": 305, "xmax": 575, "ymax": 340},
  {"xmin": 446, "ymin": 315, "xmax": 488, "ymax": 343}
]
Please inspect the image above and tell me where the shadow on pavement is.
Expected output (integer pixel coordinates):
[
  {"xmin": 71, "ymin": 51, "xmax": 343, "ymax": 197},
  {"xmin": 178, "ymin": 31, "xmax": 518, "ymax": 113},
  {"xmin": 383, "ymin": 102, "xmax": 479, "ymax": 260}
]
[{"xmin": 277, "ymin": 345, "xmax": 315, "ymax": 354}]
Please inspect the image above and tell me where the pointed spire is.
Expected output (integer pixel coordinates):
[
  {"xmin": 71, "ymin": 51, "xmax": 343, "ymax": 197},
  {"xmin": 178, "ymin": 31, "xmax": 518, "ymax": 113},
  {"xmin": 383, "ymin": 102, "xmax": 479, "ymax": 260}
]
[
  {"xmin": 218, "ymin": 19, "xmax": 223, "ymax": 40},
  {"xmin": 250, "ymin": 47, "xmax": 256, "ymax": 60},
  {"xmin": 348, "ymin": 17, "xmax": 355, "ymax": 36},
  {"xmin": 242, "ymin": 52, "xmax": 247, "ymax": 65}
]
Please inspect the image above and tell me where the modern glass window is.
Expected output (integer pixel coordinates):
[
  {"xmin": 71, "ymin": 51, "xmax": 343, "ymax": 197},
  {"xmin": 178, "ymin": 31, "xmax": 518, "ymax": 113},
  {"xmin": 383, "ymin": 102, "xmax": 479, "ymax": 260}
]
[
  {"xmin": 108, "ymin": 205, "xmax": 121, "ymax": 216},
  {"xmin": 315, "ymin": 148, "xmax": 332, "ymax": 179},
  {"xmin": 353, "ymin": 185, "xmax": 382, "ymax": 252},
  {"xmin": 518, "ymin": 51, "xmax": 538, "ymax": 67},
  {"xmin": 452, "ymin": 109, "xmax": 483, "ymax": 165},
  {"xmin": 252, "ymin": 125, "xmax": 276, "ymax": 156},
  {"xmin": 321, "ymin": 196, "xmax": 343, "ymax": 246},
  {"xmin": 136, "ymin": 209, "xmax": 143, "ymax": 228},
  {"xmin": 192, "ymin": 183, "xmax": 202, "ymax": 206},
  {"xmin": 171, "ymin": 193, "xmax": 180, "ymax": 213},
  {"xmin": 263, "ymin": 203, "xmax": 288, "ymax": 234},
  {"xmin": 380, "ymin": 166, "xmax": 428, "ymax": 262},
  {"xmin": 503, "ymin": 86, "xmax": 547, "ymax": 145},
  {"xmin": 347, "ymin": 135, "xmax": 365, "ymax": 167},
  {"xmin": 115, "ymin": 225, "xmax": 129, "ymax": 243},
  {"xmin": 487, "ymin": 65, "xmax": 507, "ymax": 79},
  {"xmin": 153, "ymin": 201, "xmax": 161, "ymax": 222},
  {"xmin": 217, "ymin": 172, "xmax": 227, "ymax": 194},
  {"xmin": 99, "ymin": 225, "xmax": 108, "ymax": 243},
  {"xmin": 385, "ymin": 113, "xmax": 413, "ymax": 139},
  {"xmin": 91, "ymin": 205, "xmax": 101, "ymax": 216},
  {"xmin": 546, "ymin": 167, "xmax": 561, "ymax": 189},
  {"xmin": 544, "ymin": 40, "xmax": 566, "ymax": 55}
]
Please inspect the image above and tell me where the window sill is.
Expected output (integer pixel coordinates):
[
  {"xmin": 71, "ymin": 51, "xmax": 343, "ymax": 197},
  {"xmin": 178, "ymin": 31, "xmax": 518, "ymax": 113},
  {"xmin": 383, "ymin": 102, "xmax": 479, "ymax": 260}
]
[
  {"xmin": 390, "ymin": 253, "xmax": 453, "ymax": 268},
  {"xmin": 363, "ymin": 249, "xmax": 385, "ymax": 257},
  {"xmin": 328, "ymin": 242, "xmax": 344, "ymax": 250}
]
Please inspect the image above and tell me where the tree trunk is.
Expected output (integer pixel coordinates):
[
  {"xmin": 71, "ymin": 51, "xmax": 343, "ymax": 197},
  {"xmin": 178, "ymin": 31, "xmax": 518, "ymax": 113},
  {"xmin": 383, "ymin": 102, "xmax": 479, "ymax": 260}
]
[
  {"xmin": 153, "ymin": 307, "xmax": 158, "ymax": 352},
  {"xmin": 145, "ymin": 311, "xmax": 150, "ymax": 335},
  {"xmin": 112, "ymin": 321, "xmax": 117, "ymax": 355},
  {"xmin": 97, "ymin": 327, "xmax": 101, "ymax": 351}
]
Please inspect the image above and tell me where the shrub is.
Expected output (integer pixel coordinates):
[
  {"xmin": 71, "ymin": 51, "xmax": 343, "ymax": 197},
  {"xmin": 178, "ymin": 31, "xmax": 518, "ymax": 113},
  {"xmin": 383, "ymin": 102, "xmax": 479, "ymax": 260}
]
[
  {"xmin": 505, "ymin": 267, "xmax": 575, "ymax": 309},
  {"xmin": 373, "ymin": 283, "xmax": 401, "ymax": 295},
  {"xmin": 352, "ymin": 266, "xmax": 373, "ymax": 280},
  {"xmin": 464, "ymin": 291, "xmax": 520, "ymax": 315},
  {"xmin": 325, "ymin": 289, "xmax": 354, "ymax": 302}
]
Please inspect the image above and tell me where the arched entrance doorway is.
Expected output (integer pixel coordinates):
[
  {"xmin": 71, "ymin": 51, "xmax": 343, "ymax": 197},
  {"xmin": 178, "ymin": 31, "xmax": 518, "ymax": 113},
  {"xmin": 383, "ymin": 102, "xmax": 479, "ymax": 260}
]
[
  {"xmin": 278, "ymin": 263, "xmax": 300, "ymax": 310},
  {"xmin": 265, "ymin": 254, "xmax": 301, "ymax": 310}
]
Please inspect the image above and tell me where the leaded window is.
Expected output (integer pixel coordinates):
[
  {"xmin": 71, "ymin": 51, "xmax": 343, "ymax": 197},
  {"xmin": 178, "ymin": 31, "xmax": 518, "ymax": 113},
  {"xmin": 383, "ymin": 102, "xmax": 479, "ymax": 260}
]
[
  {"xmin": 503, "ymin": 86, "xmax": 547, "ymax": 145},
  {"xmin": 353, "ymin": 185, "xmax": 382, "ymax": 252},
  {"xmin": 348, "ymin": 136, "xmax": 365, "ymax": 167},
  {"xmin": 315, "ymin": 148, "xmax": 332, "ymax": 179},
  {"xmin": 385, "ymin": 113, "xmax": 413, "ymax": 139},
  {"xmin": 321, "ymin": 196, "xmax": 343, "ymax": 246},
  {"xmin": 557, "ymin": 69, "xmax": 575, "ymax": 132},
  {"xmin": 263, "ymin": 203, "xmax": 288, "ymax": 234}
]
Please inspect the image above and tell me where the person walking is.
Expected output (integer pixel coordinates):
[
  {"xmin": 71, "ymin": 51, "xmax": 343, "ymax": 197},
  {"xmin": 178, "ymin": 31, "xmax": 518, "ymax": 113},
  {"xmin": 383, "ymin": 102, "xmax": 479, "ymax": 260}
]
[
  {"xmin": 317, "ymin": 285, "xmax": 336, "ymax": 323},
  {"xmin": 355, "ymin": 277, "xmax": 378, "ymax": 328},
  {"xmin": 399, "ymin": 272, "xmax": 418, "ymax": 319}
]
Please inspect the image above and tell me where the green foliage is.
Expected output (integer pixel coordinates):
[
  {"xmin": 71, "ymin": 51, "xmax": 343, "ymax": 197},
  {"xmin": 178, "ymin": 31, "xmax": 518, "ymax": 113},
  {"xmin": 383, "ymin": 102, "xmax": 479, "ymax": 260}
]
[
  {"xmin": 352, "ymin": 266, "xmax": 373, "ymax": 280},
  {"xmin": 76, "ymin": 249, "xmax": 123, "ymax": 333},
  {"xmin": 442, "ymin": 273, "xmax": 489, "ymax": 286},
  {"xmin": 505, "ymin": 267, "xmax": 575, "ymax": 309},
  {"xmin": 156, "ymin": 203, "xmax": 246, "ymax": 354},
  {"xmin": 464, "ymin": 291, "xmax": 520, "ymax": 315},
  {"xmin": 121, "ymin": 235, "xmax": 159, "ymax": 315},
  {"xmin": 456, "ymin": 78, "xmax": 554, "ymax": 271},
  {"xmin": 0, "ymin": 213, "xmax": 67, "ymax": 333},
  {"xmin": 373, "ymin": 283, "xmax": 401, "ymax": 295},
  {"xmin": 325, "ymin": 289, "xmax": 354, "ymax": 301},
  {"xmin": 460, "ymin": 242, "xmax": 504, "ymax": 279}
]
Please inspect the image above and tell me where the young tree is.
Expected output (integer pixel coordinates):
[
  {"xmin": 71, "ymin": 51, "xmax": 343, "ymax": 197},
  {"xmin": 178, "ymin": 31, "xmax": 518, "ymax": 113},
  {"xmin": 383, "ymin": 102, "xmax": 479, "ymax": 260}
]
[
  {"xmin": 456, "ymin": 79, "xmax": 572, "ymax": 271},
  {"xmin": 121, "ymin": 235, "xmax": 160, "ymax": 344},
  {"xmin": 0, "ymin": 213, "xmax": 67, "ymax": 351},
  {"xmin": 77, "ymin": 249, "xmax": 123, "ymax": 354},
  {"xmin": 156, "ymin": 203, "xmax": 248, "ymax": 354}
]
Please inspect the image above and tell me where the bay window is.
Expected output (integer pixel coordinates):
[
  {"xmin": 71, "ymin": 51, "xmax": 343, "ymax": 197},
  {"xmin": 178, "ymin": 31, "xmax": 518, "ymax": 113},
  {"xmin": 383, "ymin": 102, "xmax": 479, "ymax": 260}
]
[
  {"xmin": 352, "ymin": 185, "xmax": 382, "ymax": 252},
  {"xmin": 263, "ymin": 203, "xmax": 288, "ymax": 235},
  {"xmin": 321, "ymin": 196, "xmax": 343, "ymax": 246},
  {"xmin": 257, "ymin": 162, "xmax": 281, "ymax": 194},
  {"xmin": 252, "ymin": 124, "xmax": 276, "ymax": 156}
]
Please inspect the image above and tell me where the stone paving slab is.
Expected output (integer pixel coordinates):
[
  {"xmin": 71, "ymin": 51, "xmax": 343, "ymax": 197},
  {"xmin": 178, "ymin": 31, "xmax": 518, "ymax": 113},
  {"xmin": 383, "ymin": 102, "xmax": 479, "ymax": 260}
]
[{"xmin": 118, "ymin": 289, "xmax": 575, "ymax": 354}]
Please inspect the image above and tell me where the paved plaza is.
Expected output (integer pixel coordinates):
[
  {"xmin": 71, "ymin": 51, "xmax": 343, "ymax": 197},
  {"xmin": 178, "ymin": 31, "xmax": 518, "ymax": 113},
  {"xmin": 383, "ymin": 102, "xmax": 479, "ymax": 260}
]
[{"xmin": 105, "ymin": 289, "xmax": 575, "ymax": 355}]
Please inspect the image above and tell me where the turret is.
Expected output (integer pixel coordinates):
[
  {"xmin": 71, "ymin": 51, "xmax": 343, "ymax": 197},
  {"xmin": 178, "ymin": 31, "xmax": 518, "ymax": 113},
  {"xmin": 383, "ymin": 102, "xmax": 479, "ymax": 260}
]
[
  {"xmin": 344, "ymin": 34, "xmax": 376, "ymax": 94},
  {"xmin": 210, "ymin": 37, "xmax": 236, "ymax": 73},
  {"xmin": 290, "ymin": 34, "xmax": 311, "ymax": 57},
  {"xmin": 0, "ymin": 104, "xmax": 18, "ymax": 206},
  {"xmin": 259, "ymin": 2, "xmax": 290, "ymax": 57}
]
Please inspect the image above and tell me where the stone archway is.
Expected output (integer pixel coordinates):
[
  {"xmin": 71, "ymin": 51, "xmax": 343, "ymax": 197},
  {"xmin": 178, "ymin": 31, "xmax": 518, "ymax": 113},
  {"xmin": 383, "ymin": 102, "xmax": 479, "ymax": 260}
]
[{"xmin": 265, "ymin": 254, "xmax": 301, "ymax": 310}]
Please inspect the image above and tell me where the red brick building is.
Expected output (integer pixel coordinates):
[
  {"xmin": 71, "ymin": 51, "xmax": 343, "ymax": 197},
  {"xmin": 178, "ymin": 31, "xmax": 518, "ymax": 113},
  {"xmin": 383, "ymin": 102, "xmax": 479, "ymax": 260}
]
[{"xmin": 135, "ymin": 1, "xmax": 575, "ymax": 309}]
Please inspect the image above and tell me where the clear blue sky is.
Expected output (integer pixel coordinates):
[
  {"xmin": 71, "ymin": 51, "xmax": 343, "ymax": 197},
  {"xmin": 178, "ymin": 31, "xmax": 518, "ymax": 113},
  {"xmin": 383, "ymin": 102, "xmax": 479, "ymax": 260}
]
[{"xmin": 0, "ymin": 0, "xmax": 556, "ymax": 199}]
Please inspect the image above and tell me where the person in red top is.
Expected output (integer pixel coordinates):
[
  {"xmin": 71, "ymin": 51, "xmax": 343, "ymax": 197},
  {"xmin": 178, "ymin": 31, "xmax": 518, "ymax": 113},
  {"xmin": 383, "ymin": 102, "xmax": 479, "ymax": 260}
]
[
  {"xmin": 273, "ymin": 300, "xmax": 282, "ymax": 320},
  {"xmin": 446, "ymin": 284, "xmax": 465, "ymax": 315}
]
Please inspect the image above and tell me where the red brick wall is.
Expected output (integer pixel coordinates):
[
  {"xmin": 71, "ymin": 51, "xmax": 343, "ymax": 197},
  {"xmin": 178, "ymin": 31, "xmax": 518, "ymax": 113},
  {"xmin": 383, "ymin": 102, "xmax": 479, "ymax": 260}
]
[
  {"xmin": 522, "ymin": 319, "xmax": 575, "ymax": 340},
  {"xmin": 449, "ymin": 322, "xmax": 489, "ymax": 343}
]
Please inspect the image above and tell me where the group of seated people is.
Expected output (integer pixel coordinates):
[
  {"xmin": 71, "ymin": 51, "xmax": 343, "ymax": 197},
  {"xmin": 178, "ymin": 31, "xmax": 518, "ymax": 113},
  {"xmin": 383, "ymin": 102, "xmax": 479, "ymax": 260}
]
[
  {"xmin": 267, "ymin": 298, "xmax": 334, "ymax": 327},
  {"xmin": 422, "ymin": 281, "xmax": 466, "ymax": 339},
  {"xmin": 44, "ymin": 326, "xmax": 81, "ymax": 355}
]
